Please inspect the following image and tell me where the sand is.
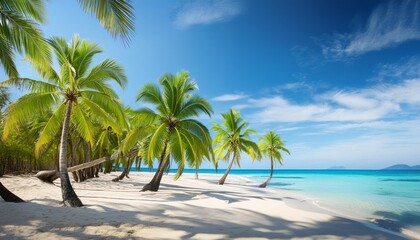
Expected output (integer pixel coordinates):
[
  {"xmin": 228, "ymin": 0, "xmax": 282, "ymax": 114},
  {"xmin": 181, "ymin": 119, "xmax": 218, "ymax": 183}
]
[{"xmin": 0, "ymin": 172, "xmax": 411, "ymax": 239}]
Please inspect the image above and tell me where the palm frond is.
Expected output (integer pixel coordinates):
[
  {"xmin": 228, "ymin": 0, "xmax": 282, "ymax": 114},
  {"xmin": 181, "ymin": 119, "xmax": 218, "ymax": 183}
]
[
  {"xmin": 78, "ymin": 0, "xmax": 135, "ymax": 45},
  {"xmin": 2, "ymin": 92, "xmax": 58, "ymax": 139},
  {"xmin": 0, "ymin": 8, "xmax": 50, "ymax": 69},
  {"xmin": 35, "ymin": 103, "xmax": 66, "ymax": 157},
  {"xmin": 1, "ymin": 78, "xmax": 60, "ymax": 93},
  {"xmin": 0, "ymin": 35, "xmax": 18, "ymax": 78},
  {"xmin": 71, "ymin": 103, "xmax": 95, "ymax": 144},
  {"xmin": 80, "ymin": 59, "xmax": 127, "ymax": 89},
  {"xmin": 1, "ymin": 0, "xmax": 45, "ymax": 22},
  {"xmin": 79, "ymin": 98, "xmax": 122, "ymax": 134}
]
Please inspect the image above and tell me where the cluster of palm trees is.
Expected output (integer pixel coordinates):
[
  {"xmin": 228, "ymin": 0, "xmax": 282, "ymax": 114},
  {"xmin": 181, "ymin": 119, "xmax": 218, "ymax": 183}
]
[{"xmin": 0, "ymin": 0, "xmax": 290, "ymax": 208}]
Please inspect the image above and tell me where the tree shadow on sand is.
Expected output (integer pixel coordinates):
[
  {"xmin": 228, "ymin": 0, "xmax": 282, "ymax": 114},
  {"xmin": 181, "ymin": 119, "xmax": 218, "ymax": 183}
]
[
  {"xmin": 372, "ymin": 210, "xmax": 420, "ymax": 233},
  {"xmin": 0, "ymin": 186, "xmax": 409, "ymax": 240}
]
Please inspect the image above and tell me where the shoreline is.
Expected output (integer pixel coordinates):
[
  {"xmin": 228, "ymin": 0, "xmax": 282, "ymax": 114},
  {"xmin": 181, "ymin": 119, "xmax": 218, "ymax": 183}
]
[
  {"xmin": 0, "ymin": 172, "xmax": 413, "ymax": 239},
  {"xmin": 227, "ymin": 173, "xmax": 416, "ymax": 240}
]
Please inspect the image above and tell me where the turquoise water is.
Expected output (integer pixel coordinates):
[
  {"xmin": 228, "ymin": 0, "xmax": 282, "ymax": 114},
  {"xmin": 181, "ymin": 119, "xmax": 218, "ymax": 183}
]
[
  {"xmin": 134, "ymin": 168, "xmax": 420, "ymax": 234},
  {"xmin": 243, "ymin": 170, "xmax": 420, "ymax": 232}
]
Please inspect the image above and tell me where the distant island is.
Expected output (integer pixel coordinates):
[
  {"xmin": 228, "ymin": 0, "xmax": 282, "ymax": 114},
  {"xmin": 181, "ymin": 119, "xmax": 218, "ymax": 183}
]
[{"xmin": 382, "ymin": 164, "xmax": 420, "ymax": 170}]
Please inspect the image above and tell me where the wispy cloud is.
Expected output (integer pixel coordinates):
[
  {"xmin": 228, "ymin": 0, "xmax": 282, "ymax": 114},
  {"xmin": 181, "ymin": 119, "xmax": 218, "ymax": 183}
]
[
  {"xmin": 373, "ymin": 55, "xmax": 420, "ymax": 83},
  {"xmin": 212, "ymin": 93, "xmax": 248, "ymax": 101},
  {"xmin": 246, "ymin": 79, "xmax": 420, "ymax": 123},
  {"xmin": 174, "ymin": 0, "xmax": 242, "ymax": 28},
  {"xmin": 320, "ymin": 0, "xmax": 420, "ymax": 60}
]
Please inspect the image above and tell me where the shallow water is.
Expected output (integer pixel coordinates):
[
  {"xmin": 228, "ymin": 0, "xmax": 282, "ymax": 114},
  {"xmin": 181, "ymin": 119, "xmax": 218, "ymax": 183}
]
[
  {"xmin": 243, "ymin": 170, "xmax": 420, "ymax": 236},
  {"xmin": 133, "ymin": 168, "xmax": 420, "ymax": 236}
]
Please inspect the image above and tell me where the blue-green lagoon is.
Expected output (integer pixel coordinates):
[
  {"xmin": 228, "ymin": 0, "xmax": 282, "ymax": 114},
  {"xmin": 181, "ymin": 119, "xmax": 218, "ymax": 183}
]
[
  {"xmin": 138, "ymin": 168, "xmax": 420, "ymax": 237},
  {"xmin": 239, "ymin": 169, "xmax": 420, "ymax": 238}
]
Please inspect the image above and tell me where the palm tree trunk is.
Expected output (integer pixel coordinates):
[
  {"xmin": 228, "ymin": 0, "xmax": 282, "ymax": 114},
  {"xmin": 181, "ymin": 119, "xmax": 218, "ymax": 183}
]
[
  {"xmin": 112, "ymin": 157, "xmax": 131, "ymax": 182},
  {"xmin": 259, "ymin": 157, "xmax": 274, "ymax": 188},
  {"xmin": 218, "ymin": 152, "xmax": 237, "ymax": 185},
  {"xmin": 0, "ymin": 181, "xmax": 24, "ymax": 202},
  {"xmin": 195, "ymin": 164, "xmax": 199, "ymax": 180},
  {"xmin": 141, "ymin": 144, "xmax": 168, "ymax": 192},
  {"xmin": 136, "ymin": 157, "xmax": 142, "ymax": 171},
  {"xmin": 59, "ymin": 101, "xmax": 83, "ymax": 207}
]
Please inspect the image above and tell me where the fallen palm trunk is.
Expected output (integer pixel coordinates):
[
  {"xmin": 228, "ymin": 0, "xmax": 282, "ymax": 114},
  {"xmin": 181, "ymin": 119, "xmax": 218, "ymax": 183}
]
[
  {"xmin": 0, "ymin": 182, "xmax": 24, "ymax": 202},
  {"xmin": 35, "ymin": 149, "xmax": 138, "ymax": 183}
]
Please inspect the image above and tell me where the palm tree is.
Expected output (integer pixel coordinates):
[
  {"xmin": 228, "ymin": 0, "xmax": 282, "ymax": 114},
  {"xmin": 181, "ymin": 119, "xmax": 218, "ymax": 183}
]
[
  {"xmin": 258, "ymin": 130, "xmax": 290, "ymax": 188},
  {"xmin": 1, "ymin": 35, "xmax": 127, "ymax": 207},
  {"xmin": 212, "ymin": 109, "xmax": 261, "ymax": 185},
  {"xmin": 126, "ymin": 71, "xmax": 214, "ymax": 191},
  {"xmin": 0, "ymin": 0, "xmax": 51, "ymax": 78}
]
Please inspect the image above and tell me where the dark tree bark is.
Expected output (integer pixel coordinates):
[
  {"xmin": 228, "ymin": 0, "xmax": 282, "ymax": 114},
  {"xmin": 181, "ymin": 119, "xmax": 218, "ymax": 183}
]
[
  {"xmin": 136, "ymin": 158, "xmax": 142, "ymax": 171},
  {"xmin": 218, "ymin": 152, "xmax": 237, "ymax": 185},
  {"xmin": 36, "ymin": 170, "xmax": 59, "ymax": 183},
  {"xmin": 94, "ymin": 166, "xmax": 99, "ymax": 177},
  {"xmin": 112, "ymin": 157, "xmax": 132, "ymax": 182},
  {"xmin": 141, "ymin": 144, "xmax": 168, "ymax": 192},
  {"xmin": 59, "ymin": 101, "xmax": 83, "ymax": 207},
  {"xmin": 0, "ymin": 182, "xmax": 24, "ymax": 202}
]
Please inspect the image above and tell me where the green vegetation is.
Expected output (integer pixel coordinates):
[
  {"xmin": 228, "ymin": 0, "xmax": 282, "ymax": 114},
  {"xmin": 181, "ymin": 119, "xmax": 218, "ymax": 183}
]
[
  {"xmin": 0, "ymin": 0, "xmax": 50, "ymax": 78},
  {"xmin": 258, "ymin": 130, "xmax": 290, "ymax": 188},
  {"xmin": 0, "ymin": 0, "xmax": 291, "ymax": 206},
  {"xmin": 125, "ymin": 72, "xmax": 215, "ymax": 191},
  {"xmin": 2, "ymin": 35, "xmax": 127, "ymax": 207},
  {"xmin": 212, "ymin": 109, "xmax": 261, "ymax": 185}
]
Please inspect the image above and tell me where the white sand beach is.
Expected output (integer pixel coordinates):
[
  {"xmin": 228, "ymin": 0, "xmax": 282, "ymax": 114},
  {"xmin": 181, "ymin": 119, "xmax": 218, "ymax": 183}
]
[{"xmin": 0, "ymin": 172, "xmax": 410, "ymax": 239}]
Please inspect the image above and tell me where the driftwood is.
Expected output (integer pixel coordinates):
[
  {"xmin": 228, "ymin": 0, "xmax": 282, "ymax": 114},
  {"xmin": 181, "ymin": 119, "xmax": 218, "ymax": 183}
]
[
  {"xmin": 35, "ymin": 170, "xmax": 60, "ymax": 184},
  {"xmin": 35, "ymin": 149, "xmax": 138, "ymax": 183}
]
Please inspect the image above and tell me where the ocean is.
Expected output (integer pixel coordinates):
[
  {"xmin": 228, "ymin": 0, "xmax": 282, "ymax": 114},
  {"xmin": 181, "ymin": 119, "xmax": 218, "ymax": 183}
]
[{"xmin": 134, "ymin": 168, "xmax": 420, "ymax": 235}]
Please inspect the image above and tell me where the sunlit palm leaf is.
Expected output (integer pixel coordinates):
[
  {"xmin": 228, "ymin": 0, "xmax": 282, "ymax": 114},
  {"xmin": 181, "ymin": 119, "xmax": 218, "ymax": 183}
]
[{"xmin": 78, "ymin": 0, "xmax": 135, "ymax": 45}]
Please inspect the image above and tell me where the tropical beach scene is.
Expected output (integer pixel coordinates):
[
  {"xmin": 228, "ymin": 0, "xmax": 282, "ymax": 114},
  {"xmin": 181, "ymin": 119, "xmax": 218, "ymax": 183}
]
[{"xmin": 0, "ymin": 0, "xmax": 419, "ymax": 239}]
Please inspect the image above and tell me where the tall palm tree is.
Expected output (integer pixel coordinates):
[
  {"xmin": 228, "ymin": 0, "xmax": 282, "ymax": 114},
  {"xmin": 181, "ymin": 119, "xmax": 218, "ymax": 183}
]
[
  {"xmin": 213, "ymin": 109, "xmax": 261, "ymax": 185},
  {"xmin": 258, "ymin": 130, "xmax": 290, "ymax": 188},
  {"xmin": 125, "ymin": 71, "xmax": 214, "ymax": 191},
  {"xmin": 0, "ymin": 0, "xmax": 51, "ymax": 78},
  {"xmin": 1, "ymin": 35, "xmax": 127, "ymax": 207}
]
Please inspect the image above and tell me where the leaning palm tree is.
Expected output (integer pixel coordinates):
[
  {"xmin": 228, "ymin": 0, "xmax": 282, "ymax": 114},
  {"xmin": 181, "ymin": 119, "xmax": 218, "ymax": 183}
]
[
  {"xmin": 0, "ymin": 0, "xmax": 51, "ymax": 78},
  {"xmin": 213, "ymin": 109, "xmax": 261, "ymax": 185},
  {"xmin": 258, "ymin": 130, "xmax": 290, "ymax": 188},
  {"xmin": 125, "ymin": 71, "xmax": 214, "ymax": 191},
  {"xmin": 1, "ymin": 35, "xmax": 127, "ymax": 207}
]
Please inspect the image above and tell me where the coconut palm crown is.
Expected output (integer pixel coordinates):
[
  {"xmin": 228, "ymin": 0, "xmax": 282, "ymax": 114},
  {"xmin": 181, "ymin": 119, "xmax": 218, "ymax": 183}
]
[
  {"xmin": 1, "ymin": 35, "xmax": 127, "ymax": 207},
  {"xmin": 128, "ymin": 71, "xmax": 214, "ymax": 191},
  {"xmin": 212, "ymin": 109, "xmax": 261, "ymax": 185},
  {"xmin": 258, "ymin": 130, "xmax": 290, "ymax": 188}
]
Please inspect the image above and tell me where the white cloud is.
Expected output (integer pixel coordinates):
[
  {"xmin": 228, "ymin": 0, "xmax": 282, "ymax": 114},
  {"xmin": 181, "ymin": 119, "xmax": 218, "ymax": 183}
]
[
  {"xmin": 212, "ymin": 93, "xmax": 248, "ymax": 101},
  {"xmin": 174, "ymin": 0, "xmax": 242, "ymax": 28},
  {"xmin": 321, "ymin": 0, "xmax": 420, "ymax": 60},
  {"xmin": 248, "ymin": 79, "xmax": 420, "ymax": 123},
  {"xmin": 328, "ymin": 92, "xmax": 378, "ymax": 109},
  {"xmin": 374, "ymin": 56, "xmax": 420, "ymax": 82}
]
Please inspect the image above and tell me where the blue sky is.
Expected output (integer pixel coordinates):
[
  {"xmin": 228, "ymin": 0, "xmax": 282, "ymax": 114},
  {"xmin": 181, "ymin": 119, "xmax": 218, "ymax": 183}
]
[{"xmin": 5, "ymin": 0, "xmax": 420, "ymax": 169}]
